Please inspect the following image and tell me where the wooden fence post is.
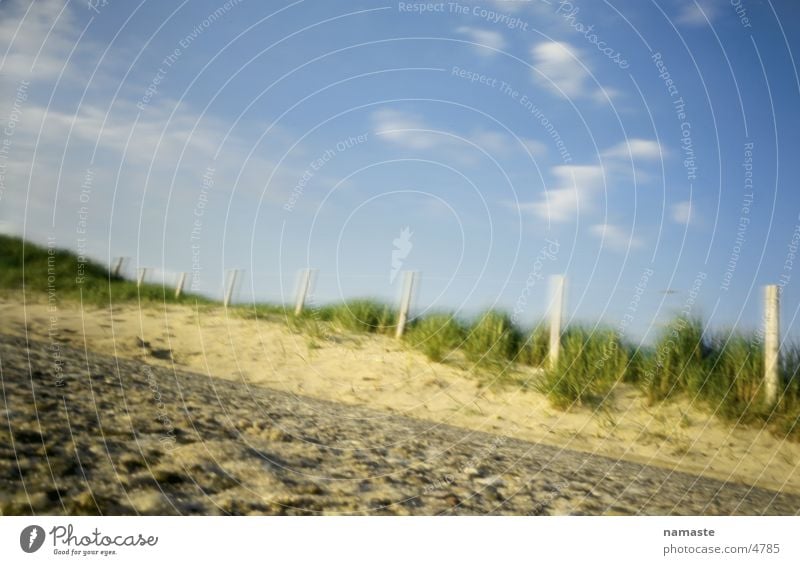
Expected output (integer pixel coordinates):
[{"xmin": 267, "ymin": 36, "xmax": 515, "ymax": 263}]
[
  {"xmin": 136, "ymin": 267, "xmax": 148, "ymax": 288},
  {"xmin": 549, "ymin": 275, "xmax": 565, "ymax": 369},
  {"xmin": 294, "ymin": 268, "xmax": 314, "ymax": 316},
  {"xmin": 175, "ymin": 272, "xmax": 187, "ymax": 299},
  {"xmin": 112, "ymin": 257, "xmax": 125, "ymax": 278},
  {"xmin": 764, "ymin": 284, "xmax": 780, "ymax": 406},
  {"xmin": 395, "ymin": 271, "xmax": 417, "ymax": 338},
  {"xmin": 223, "ymin": 269, "xmax": 239, "ymax": 307}
]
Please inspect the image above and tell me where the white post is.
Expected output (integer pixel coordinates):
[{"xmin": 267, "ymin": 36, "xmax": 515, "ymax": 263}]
[
  {"xmin": 112, "ymin": 257, "xmax": 125, "ymax": 278},
  {"xmin": 223, "ymin": 269, "xmax": 239, "ymax": 307},
  {"xmin": 395, "ymin": 271, "xmax": 417, "ymax": 338},
  {"xmin": 136, "ymin": 267, "xmax": 148, "ymax": 288},
  {"xmin": 294, "ymin": 268, "xmax": 314, "ymax": 316},
  {"xmin": 175, "ymin": 272, "xmax": 187, "ymax": 299},
  {"xmin": 549, "ymin": 275, "xmax": 565, "ymax": 369},
  {"xmin": 764, "ymin": 284, "xmax": 780, "ymax": 406}
]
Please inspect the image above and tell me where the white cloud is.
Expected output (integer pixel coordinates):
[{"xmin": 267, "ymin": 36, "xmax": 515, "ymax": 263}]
[
  {"xmin": 456, "ymin": 26, "xmax": 507, "ymax": 56},
  {"xmin": 488, "ymin": 0, "xmax": 525, "ymax": 13},
  {"xmin": 591, "ymin": 86, "xmax": 621, "ymax": 103},
  {"xmin": 531, "ymin": 41, "xmax": 589, "ymax": 98},
  {"xmin": 0, "ymin": 0, "xmax": 84, "ymax": 83},
  {"xmin": 470, "ymin": 130, "xmax": 546, "ymax": 158},
  {"xmin": 484, "ymin": 0, "xmax": 554, "ymax": 18},
  {"xmin": 371, "ymin": 108, "xmax": 445, "ymax": 150},
  {"xmin": 519, "ymin": 187, "xmax": 579, "ymax": 223},
  {"xmin": 551, "ymin": 164, "xmax": 605, "ymax": 188},
  {"xmin": 516, "ymin": 164, "xmax": 606, "ymax": 223},
  {"xmin": 670, "ymin": 200, "xmax": 693, "ymax": 225},
  {"xmin": 470, "ymin": 130, "xmax": 512, "ymax": 154},
  {"xmin": 590, "ymin": 223, "xmax": 643, "ymax": 251},
  {"xmin": 604, "ymin": 139, "xmax": 666, "ymax": 161},
  {"xmin": 530, "ymin": 41, "xmax": 614, "ymax": 101},
  {"xmin": 16, "ymin": 101, "xmax": 225, "ymax": 164},
  {"xmin": 521, "ymin": 138, "xmax": 547, "ymax": 157},
  {"xmin": 373, "ymin": 109, "xmax": 542, "ymax": 164},
  {"xmin": 0, "ymin": 88, "xmax": 309, "ymax": 262},
  {"xmin": 676, "ymin": 0, "xmax": 720, "ymax": 26}
]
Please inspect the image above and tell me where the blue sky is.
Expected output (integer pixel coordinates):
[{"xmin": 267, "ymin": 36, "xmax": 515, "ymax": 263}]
[{"xmin": 1, "ymin": 0, "xmax": 800, "ymax": 341}]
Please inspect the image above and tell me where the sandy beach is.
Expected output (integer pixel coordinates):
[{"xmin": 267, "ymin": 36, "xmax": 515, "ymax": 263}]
[
  {"xmin": 2, "ymin": 332, "xmax": 799, "ymax": 515},
  {"xmin": 2, "ymin": 295, "xmax": 799, "ymax": 505}
]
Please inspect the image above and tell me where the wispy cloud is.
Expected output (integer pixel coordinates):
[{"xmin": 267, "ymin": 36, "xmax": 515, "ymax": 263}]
[
  {"xmin": 676, "ymin": 0, "xmax": 721, "ymax": 26},
  {"xmin": 530, "ymin": 40, "xmax": 615, "ymax": 101},
  {"xmin": 0, "ymin": 83, "xmax": 311, "ymax": 261},
  {"xmin": 470, "ymin": 130, "xmax": 513, "ymax": 154},
  {"xmin": 371, "ymin": 108, "xmax": 443, "ymax": 150},
  {"xmin": 591, "ymin": 85, "xmax": 621, "ymax": 103},
  {"xmin": 487, "ymin": 0, "xmax": 526, "ymax": 13},
  {"xmin": 517, "ymin": 188, "xmax": 579, "ymax": 223},
  {"xmin": 522, "ymin": 138, "xmax": 547, "ymax": 157},
  {"xmin": 553, "ymin": 164, "xmax": 606, "ymax": 189},
  {"xmin": 531, "ymin": 41, "xmax": 588, "ymax": 98},
  {"xmin": 17, "ymin": 101, "xmax": 225, "ymax": 163},
  {"xmin": 517, "ymin": 164, "xmax": 606, "ymax": 223},
  {"xmin": 484, "ymin": 0, "xmax": 553, "ymax": 17},
  {"xmin": 590, "ymin": 223, "xmax": 643, "ymax": 251},
  {"xmin": 603, "ymin": 139, "xmax": 666, "ymax": 161},
  {"xmin": 470, "ymin": 130, "xmax": 546, "ymax": 158},
  {"xmin": 670, "ymin": 200, "xmax": 694, "ymax": 225},
  {"xmin": 372, "ymin": 108, "xmax": 543, "ymax": 163},
  {"xmin": 0, "ymin": 0, "xmax": 84, "ymax": 83},
  {"xmin": 455, "ymin": 26, "xmax": 507, "ymax": 56}
]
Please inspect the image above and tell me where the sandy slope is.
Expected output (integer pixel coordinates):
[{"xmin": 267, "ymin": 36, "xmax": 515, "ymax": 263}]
[
  {"xmin": 2, "ymin": 334, "xmax": 799, "ymax": 515},
  {"xmin": 2, "ymin": 295, "xmax": 800, "ymax": 498}
]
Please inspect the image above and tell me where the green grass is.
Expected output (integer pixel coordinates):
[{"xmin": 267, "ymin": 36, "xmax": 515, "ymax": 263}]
[
  {"xmin": 518, "ymin": 324, "xmax": 550, "ymax": 367},
  {"xmin": 637, "ymin": 319, "xmax": 772, "ymax": 415},
  {"xmin": 315, "ymin": 299, "xmax": 397, "ymax": 335},
  {"xmin": 774, "ymin": 343, "xmax": 800, "ymax": 439},
  {"xmin": 5, "ymin": 234, "xmax": 800, "ymax": 440},
  {"xmin": 463, "ymin": 310, "xmax": 523, "ymax": 367},
  {"xmin": 632, "ymin": 320, "xmax": 800, "ymax": 440},
  {"xmin": 640, "ymin": 317, "xmax": 708, "ymax": 403},
  {"xmin": 404, "ymin": 312, "xmax": 467, "ymax": 362},
  {"xmin": 234, "ymin": 303, "xmax": 293, "ymax": 321},
  {"xmin": 694, "ymin": 331, "xmax": 800, "ymax": 440},
  {"xmin": 535, "ymin": 327, "xmax": 627, "ymax": 408},
  {"xmin": 703, "ymin": 331, "xmax": 766, "ymax": 421},
  {"xmin": 0, "ymin": 234, "xmax": 211, "ymax": 306}
]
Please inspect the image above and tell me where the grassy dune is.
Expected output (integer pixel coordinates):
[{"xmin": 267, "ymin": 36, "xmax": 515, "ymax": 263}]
[
  {"xmin": 3, "ymin": 234, "xmax": 799, "ymax": 441},
  {"xmin": 0, "ymin": 234, "xmax": 211, "ymax": 306}
]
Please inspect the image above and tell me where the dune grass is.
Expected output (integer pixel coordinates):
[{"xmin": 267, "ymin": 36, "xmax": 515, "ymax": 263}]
[
  {"xmin": 4, "ymin": 234, "xmax": 800, "ymax": 439},
  {"xmin": 535, "ymin": 327, "xmax": 628, "ymax": 408},
  {"xmin": 703, "ymin": 331, "xmax": 766, "ymax": 420},
  {"xmin": 406, "ymin": 311, "xmax": 553, "ymax": 369},
  {"xmin": 462, "ymin": 310, "xmax": 522, "ymax": 367},
  {"xmin": 0, "ymin": 235, "xmax": 211, "ymax": 306},
  {"xmin": 775, "ymin": 344, "xmax": 800, "ymax": 438},
  {"xmin": 636, "ymin": 318, "xmax": 767, "ymax": 414},
  {"xmin": 405, "ymin": 313, "xmax": 467, "ymax": 362},
  {"xmin": 640, "ymin": 317, "xmax": 709, "ymax": 403},
  {"xmin": 235, "ymin": 303, "xmax": 293, "ymax": 322},
  {"xmin": 518, "ymin": 325, "xmax": 550, "ymax": 367},
  {"xmin": 315, "ymin": 299, "xmax": 398, "ymax": 335},
  {"xmin": 631, "ymin": 318, "xmax": 800, "ymax": 439}
]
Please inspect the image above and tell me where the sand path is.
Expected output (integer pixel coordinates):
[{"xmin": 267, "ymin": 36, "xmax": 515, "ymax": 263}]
[
  {"xmin": 2, "ymin": 296, "xmax": 799, "ymax": 499},
  {"xmin": 1, "ymin": 334, "xmax": 798, "ymax": 515}
]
